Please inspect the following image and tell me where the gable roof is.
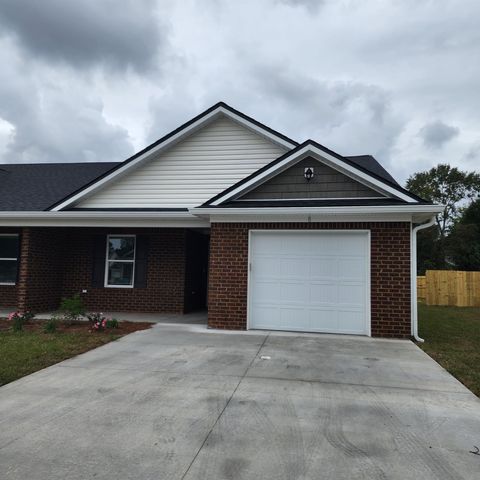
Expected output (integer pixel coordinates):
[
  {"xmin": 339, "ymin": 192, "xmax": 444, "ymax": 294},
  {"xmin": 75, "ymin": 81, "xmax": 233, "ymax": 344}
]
[
  {"xmin": 0, "ymin": 162, "xmax": 119, "ymax": 211},
  {"xmin": 0, "ymin": 102, "xmax": 421, "ymax": 213},
  {"xmin": 202, "ymin": 140, "xmax": 425, "ymax": 206},
  {"xmin": 48, "ymin": 102, "xmax": 299, "ymax": 211}
]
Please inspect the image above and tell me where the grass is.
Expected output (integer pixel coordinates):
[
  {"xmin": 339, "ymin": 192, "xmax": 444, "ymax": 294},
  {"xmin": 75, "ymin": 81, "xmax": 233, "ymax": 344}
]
[
  {"xmin": 418, "ymin": 303, "xmax": 480, "ymax": 397},
  {"xmin": 0, "ymin": 330, "xmax": 121, "ymax": 386}
]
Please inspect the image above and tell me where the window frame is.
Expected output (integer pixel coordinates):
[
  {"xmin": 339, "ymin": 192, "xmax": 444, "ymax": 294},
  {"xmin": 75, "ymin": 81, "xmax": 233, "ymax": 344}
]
[
  {"xmin": 0, "ymin": 234, "xmax": 19, "ymax": 286},
  {"xmin": 104, "ymin": 234, "xmax": 136, "ymax": 288}
]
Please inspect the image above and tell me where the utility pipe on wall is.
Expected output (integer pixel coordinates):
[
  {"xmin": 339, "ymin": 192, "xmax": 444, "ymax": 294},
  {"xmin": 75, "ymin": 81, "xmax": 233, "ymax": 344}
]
[{"xmin": 411, "ymin": 216, "xmax": 436, "ymax": 342}]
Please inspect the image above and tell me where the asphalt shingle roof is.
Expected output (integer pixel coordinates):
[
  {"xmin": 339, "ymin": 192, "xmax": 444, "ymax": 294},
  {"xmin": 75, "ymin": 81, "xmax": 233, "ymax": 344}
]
[
  {"xmin": 0, "ymin": 162, "xmax": 119, "ymax": 211},
  {"xmin": 345, "ymin": 155, "xmax": 399, "ymax": 186}
]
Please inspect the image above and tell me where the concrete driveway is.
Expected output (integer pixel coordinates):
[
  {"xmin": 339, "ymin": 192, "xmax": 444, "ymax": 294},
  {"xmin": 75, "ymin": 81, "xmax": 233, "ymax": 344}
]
[{"xmin": 1, "ymin": 324, "xmax": 479, "ymax": 480}]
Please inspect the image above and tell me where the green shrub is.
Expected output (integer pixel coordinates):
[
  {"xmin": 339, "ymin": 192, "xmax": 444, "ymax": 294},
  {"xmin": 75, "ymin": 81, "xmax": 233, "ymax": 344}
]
[
  {"xmin": 43, "ymin": 318, "xmax": 58, "ymax": 334},
  {"xmin": 106, "ymin": 319, "xmax": 119, "ymax": 329},
  {"xmin": 8, "ymin": 311, "xmax": 35, "ymax": 332},
  {"xmin": 59, "ymin": 294, "xmax": 86, "ymax": 324}
]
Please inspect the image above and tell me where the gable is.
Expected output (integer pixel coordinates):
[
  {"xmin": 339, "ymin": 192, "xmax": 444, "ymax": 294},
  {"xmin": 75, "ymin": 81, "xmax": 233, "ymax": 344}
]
[
  {"xmin": 75, "ymin": 116, "xmax": 288, "ymax": 209},
  {"xmin": 240, "ymin": 157, "xmax": 384, "ymax": 201},
  {"xmin": 205, "ymin": 141, "xmax": 421, "ymax": 206}
]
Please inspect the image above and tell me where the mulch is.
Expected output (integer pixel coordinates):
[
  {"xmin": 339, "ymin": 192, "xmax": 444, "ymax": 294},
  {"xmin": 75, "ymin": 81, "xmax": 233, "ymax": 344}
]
[{"xmin": 0, "ymin": 318, "xmax": 154, "ymax": 334}]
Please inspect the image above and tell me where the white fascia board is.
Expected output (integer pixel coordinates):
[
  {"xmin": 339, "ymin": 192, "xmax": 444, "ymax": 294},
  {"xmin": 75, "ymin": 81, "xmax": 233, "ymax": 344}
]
[
  {"xmin": 0, "ymin": 211, "xmax": 209, "ymax": 228},
  {"xmin": 192, "ymin": 204, "xmax": 443, "ymax": 223},
  {"xmin": 210, "ymin": 145, "xmax": 419, "ymax": 205},
  {"xmin": 51, "ymin": 107, "xmax": 297, "ymax": 212}
]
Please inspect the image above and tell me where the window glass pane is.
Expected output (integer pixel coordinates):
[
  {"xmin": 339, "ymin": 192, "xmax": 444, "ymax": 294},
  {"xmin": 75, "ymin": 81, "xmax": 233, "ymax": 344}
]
[
  {"xmin": 108, "ymin": 236, "xmax": 135, "ymax": 260},
  {"xmin": 107, "ymin": 261, "xmax": 134, "ymax": 286},
  {"xmin": 0, "ymin": 260, "xmax": 17, "ymax": 283},
  {"xmin": 0, "ymin": 236, "xmax": 19, "ymax": 259}
]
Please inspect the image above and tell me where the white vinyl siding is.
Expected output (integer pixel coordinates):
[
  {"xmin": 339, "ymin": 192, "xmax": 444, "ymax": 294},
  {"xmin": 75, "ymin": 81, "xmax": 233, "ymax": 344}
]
[{"xmin": 77, "ymin": 116, "xmax": 287, "ymax": 209}]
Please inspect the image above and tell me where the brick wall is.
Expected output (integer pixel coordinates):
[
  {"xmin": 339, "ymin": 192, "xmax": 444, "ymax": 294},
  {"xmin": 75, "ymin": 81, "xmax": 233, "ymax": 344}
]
[
  {"xmin": 208, "ymin": 222, "xmax": 411, "ymax": 338},
  {"xmin": 6, "ymin": 227, "xmax": 188, "ymax": 314},
  {"xmin": 61, "ymin": 228, "xmax": 186, "ymax": 313},
  {"xmin": 17, "ymin": 228, "xmax": 67, "ymax": 312},
  {"xmin": 0, "ymin": 228, "xmax": 20, "ymax": 309}
]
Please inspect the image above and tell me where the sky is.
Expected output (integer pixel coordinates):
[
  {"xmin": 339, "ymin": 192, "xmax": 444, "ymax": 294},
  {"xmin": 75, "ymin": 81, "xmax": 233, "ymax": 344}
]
[{"xmin": 0, "ymin": 0, "xmax": 478, "ymax": 184}]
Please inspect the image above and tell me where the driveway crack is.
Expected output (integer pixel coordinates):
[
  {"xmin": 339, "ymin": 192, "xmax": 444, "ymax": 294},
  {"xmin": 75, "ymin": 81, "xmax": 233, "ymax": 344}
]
[{"xmin": 180, "ymin": 333, "xmax": 270, "ymax": 480}]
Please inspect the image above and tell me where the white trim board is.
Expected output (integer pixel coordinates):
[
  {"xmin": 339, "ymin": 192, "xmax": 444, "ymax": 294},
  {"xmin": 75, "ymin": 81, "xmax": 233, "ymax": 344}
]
[
  {"xmin": 193, "ymin": 204, "xmax": 444, "ymax": 224},
  {"xmin": 50, "ymin": 106, "xmax": 297, "ymax": 212},
  {"xmin": 0, "ymin": 211, "xmax": 209, "ymax": 228},
  {"xmin": 209, "ymin": 144, "xmax": 420, "ymax": 205}
]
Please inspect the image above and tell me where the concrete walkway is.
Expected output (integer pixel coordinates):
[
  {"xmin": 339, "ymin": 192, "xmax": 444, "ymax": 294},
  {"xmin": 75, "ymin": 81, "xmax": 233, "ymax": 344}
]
[
  {"xmin": 1, "ymin": 324, "xmax": 479, "ymax": 479},
  {"xmin": 0, "ymin": 309, "xmax": 208, "ymax": 324}
]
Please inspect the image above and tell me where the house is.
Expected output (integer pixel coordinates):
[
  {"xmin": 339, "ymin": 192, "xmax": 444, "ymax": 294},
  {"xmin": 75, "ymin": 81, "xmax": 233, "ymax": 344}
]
[{"xmin": 0, "ymin": 102, "xmax": 441, "ymax": 338}]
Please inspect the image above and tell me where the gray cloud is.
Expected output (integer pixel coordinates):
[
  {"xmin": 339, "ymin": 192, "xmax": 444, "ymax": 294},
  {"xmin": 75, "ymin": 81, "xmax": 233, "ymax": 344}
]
[
  {"xmin": 276, "ymin": 0, "xmax": 325, "ymax": 12},
  {"xmin": 0, "ymin": 0, "xmax": 166, "ymax": 72},
  {"xmin": 0, "ymin": 0, "xmax": 479, "ymax": 184},
  {"xmin": 419, "ymin": 121, "xmax": 459, "ymax": 148},
  {"xmin": 0, "ymin": 44, "xmax": 134, "ymax": 164}
]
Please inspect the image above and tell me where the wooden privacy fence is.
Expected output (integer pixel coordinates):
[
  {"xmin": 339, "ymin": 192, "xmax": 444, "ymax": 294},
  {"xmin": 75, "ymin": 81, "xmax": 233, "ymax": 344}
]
[
  {"xmin": 417, "ymin": 276, "xmax": 426, "ymax": 302},
  {"xmin": 418, "ymin": 270, "xmax": 480, "ymax": 307}
]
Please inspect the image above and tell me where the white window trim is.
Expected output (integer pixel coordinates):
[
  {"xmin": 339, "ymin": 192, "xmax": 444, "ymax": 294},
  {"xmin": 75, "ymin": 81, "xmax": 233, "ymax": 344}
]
[
  {"xmin": 0, "ymin": 234, "xmax": 19, "ymax": 286},
  {"xmin": 104, "ymin": 234, "xmax": 136, "ymax": 288}
]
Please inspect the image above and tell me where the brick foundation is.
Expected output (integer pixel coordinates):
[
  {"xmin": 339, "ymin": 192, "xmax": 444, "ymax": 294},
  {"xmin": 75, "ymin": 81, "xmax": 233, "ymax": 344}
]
[{"xmin": 208, "ymin": 222, "xmax": 411, "ymax": 338}]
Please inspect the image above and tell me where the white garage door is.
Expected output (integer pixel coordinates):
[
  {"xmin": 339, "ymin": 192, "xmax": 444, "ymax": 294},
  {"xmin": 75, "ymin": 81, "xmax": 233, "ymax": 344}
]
[{"xmin": 248, "ymin": 231, "xmax": 370, "ymax": 335}]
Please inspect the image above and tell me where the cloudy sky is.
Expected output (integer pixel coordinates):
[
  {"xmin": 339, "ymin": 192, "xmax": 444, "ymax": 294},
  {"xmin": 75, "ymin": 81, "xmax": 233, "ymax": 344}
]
[{"xmin": 0, "ymin": 0, "xmax": 478, "ymax": 184}]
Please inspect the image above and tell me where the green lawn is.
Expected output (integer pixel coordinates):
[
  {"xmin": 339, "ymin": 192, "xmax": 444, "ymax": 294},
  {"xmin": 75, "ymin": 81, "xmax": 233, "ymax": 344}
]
[
  {"xmin": 0, "ymin": 330, "xmax": 121, "ymax": 386},
  {"xmin": 418, "ymin": 303, "xmax": 480, "ymax": 397}
]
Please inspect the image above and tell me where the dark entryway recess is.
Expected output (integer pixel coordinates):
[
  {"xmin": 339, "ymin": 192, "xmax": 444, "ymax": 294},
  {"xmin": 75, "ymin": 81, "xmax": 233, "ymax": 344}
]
[{"xmin": 184, "ymin": 230, "xmax": 210, "ymax": 312}]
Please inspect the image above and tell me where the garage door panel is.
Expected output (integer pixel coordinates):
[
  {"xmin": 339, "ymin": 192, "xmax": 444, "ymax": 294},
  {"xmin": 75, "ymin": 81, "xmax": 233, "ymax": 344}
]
[
  {"xmin": 309, "ymin": 257, "xmax": 337, "ymax": 279},
  {"xmin": 254, "ymin": 257, "xmax": 280, "ymax": 277},
  {"xmin": 254, "ymin": 234, "xmax": 283, "ymax": 254},
  {"xmin": 308, "ymin": 310, "xmax": 339, "ymax": 332},
  {"xmin": 309, "ymin": 283, "xmax": 337, "ymax": 304},
  {"xmin": 251, "ymin": 282, "xmax": 280, "ymax": 303},
  {"xmin": 338, "ymin": 257, "xmax": 365, "ymax": 280},
  {"xmin": 280, "ymin": 308, "xmax": 309, "ymax": 330},
  {"xmin": 280, "ymin": 258, "xmax": 309, "ymax": 277},
  {"xmin": 280, "ymin": 282, "xmax": 308, "ymax": 303},
  {"xmin": 250, "ymin": 306, "xmax": 280, "ymax": 330},
  {"xmin": 249, "ymin": 231, "xmax": 369, "ymax": 335},
  {"xmin": 335, "ymin": 310, "xmax": 366, "ymax": 333},
  {"xmin": 282, "ymin": 234, "xmax": 311, "ymax": 253},
  {"xmin": 338, "ymin": 283, "xmax": 364, "ymax": 305}
]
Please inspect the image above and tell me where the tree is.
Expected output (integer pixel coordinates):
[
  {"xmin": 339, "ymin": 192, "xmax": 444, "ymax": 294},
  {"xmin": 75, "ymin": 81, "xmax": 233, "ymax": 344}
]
[
  {"xmin": 446, "ymin": 198, "xmax": 480, "ymax": 270},
  {"xmin": 406, "ymin": 164, "xmax": 480, "ymax": 238}
]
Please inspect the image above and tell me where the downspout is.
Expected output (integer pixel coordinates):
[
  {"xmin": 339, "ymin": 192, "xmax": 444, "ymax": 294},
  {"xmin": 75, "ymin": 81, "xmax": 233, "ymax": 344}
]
[{"xmin": 411, "ymin": 216, "xmax": 436, "ymax": 342}]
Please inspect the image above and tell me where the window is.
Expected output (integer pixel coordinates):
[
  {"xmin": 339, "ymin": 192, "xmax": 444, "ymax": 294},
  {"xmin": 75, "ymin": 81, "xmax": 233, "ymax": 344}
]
[
  {"xmin": 105, "ymin": 235, "xmax": 136, "ymax": 288},
  {"xmin": 0, "ymin": 234, "xmax": 19, "ymax": 285}
]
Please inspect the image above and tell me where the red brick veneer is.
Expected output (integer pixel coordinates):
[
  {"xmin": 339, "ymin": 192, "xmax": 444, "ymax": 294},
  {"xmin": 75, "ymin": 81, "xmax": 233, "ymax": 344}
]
[
  {"xmin": 61, "ymin": 228, "xmax": 186, "ymax": 313},
  {"xmin": 9, "ymin": 227, "xmax": 187, "ymax": 314},
  {"xmin": 208, "ymin": 222, "xmax": 411, "ymax": 338},
  {"xmin": 17, "ymin": 228, "xmax": 67, "ymax": 312}
]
